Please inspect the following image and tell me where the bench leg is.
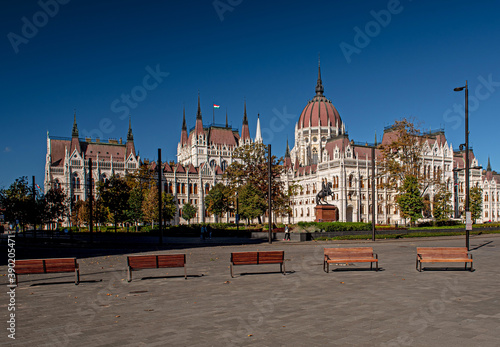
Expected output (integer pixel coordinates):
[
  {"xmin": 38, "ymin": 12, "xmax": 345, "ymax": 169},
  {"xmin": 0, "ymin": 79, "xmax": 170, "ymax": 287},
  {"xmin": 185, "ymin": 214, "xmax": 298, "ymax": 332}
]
[
  {"xmin": 75, "ymin": 268, "xmax": 80, "ymax": 285},
  {"xmin": 230, "ymin": 263, "xmax": 234, "ymax": 278},
  {"xmin": 184, "ymin": 266, "xmax": 187, "ymax": 280},
  {"xmin": 281, "ymin": 262, "xmax": 286, "ymax": 275},
  {"xmin": 375, "ymin": 262, "xmax": 378, "ymax": 272},
  {"xmin": 127, "ymin": 267, "xmax": 132, "ymax": 282}
]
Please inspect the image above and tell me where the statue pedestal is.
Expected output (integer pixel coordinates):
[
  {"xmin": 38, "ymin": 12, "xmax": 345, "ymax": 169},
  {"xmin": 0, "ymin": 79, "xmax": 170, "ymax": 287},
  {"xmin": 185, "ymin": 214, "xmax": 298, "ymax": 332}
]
[{"xmin": 315, "ymin": 205, "xmax": 338, "ymax": 222}]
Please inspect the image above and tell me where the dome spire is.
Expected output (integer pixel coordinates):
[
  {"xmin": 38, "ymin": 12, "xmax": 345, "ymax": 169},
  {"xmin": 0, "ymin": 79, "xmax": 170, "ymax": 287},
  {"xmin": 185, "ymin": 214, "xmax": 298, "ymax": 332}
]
[{"xmin": 315, "ymin": 54, "xmax": 324, "ymax": 96}]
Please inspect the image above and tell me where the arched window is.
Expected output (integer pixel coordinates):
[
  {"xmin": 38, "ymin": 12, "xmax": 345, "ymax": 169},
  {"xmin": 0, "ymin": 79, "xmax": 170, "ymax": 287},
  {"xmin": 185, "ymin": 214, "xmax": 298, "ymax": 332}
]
[
  {"xmin": 311, "ymin": 148, "xmax": 318, "ymax": 165},
  {"xmin": 349, "ymin": 174, "xmax": 353, "ymax": 188},
  {"xmin": 181, "ymin": 183, "xmax": 186, "ymax": 194},
  {"xmin": 205, "ymin": 183, "xmax": 210, "ymax": 194},
  {"xmin": 221, "ymin": 160, "xmax": 228, "ymax": 172},
  {"xmin": 485, "ymin": 193, "xmax": 488, "ymax": 202},
  {"xmin": 169, "ymin": 182, "xmax": 173, "ymax": 194},
  {"xmin": 209, "ymin": 159, "xmax": 217, "ymax": 170},
  {"xmin": 189, "ymin": 184, "xmax": 193, "ymax": 194},
  {"xmin": 194, "ymin": 184, "xmax": 198, "ymax": 194},
  {"xmin": 360, "ymin": 176, "xmax": 364, "ymax": 188}
]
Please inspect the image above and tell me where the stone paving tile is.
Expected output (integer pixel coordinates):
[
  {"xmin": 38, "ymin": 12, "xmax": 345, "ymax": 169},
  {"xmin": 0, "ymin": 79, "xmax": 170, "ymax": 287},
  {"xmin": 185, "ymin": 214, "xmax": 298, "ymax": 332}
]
[{"xmin": 1, "ymin": 234, "xmax": 500, "ymax": 346}]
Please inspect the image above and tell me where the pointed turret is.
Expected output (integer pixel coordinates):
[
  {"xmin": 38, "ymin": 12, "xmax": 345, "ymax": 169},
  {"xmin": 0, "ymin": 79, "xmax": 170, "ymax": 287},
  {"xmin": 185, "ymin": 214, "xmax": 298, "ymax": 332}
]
[
  {"xmin": 180, "ymin": 107, "xmax": 188, "ymax": 146},
  {"xmin": 127, "ymin": 116, "xmax": 134, "ymax": 142},
  {"xmin": 72, "ymin": 112, "xmax": 79, "ymax": 137},
  {"xmin": 255, "ymin": 114, "xmax": 262, "ymax": 143},
  {"xmin": 225, "ymin": 109, "xmax": 228, "ymax": 128},
  {"xmin": 126, "ymin": 116, "xmax": 136, "ymax": 158},
  {"xmin": 487, "ymin": 156, "xmax": 492, "ymax": 172},
  {"xmin": 194, "ymin": 92, "xmax": 204, "ymax": 136},
  {"xmin": 240, "ymin": 100, "xmax": 251, "ymax": 144},
  {"xmin": 374, "ymin": 131, "xmax": 378, "ymax": 146},
  {"xmin": 315, "ymin": 55, "xmax": 324, "ymax": 96},
  {"xmin": 283, "ymin": 138, "xmax": 292, "ymax": 168},
  {"xmin": 70, "ymin": 111, "xmax": 81, "ymax": 154}
]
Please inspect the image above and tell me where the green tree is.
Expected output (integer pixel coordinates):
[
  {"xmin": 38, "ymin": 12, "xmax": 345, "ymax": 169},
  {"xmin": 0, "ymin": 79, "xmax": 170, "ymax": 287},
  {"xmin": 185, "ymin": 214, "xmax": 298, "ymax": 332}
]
[
  {"xmin": 127, "ymin": 186, "xmax": 144, "ymax": 231},
  {"xmin": 224, "ymin": 142, "xmax": 286, "ymax": 223},
  {"xmin": 238, "ymin": 183, "xmax": 267, "ymax": 224},
  {"xmin": 161, "ymin": 192, "xmax": 177, "ymax": 224},
  {"xmin": 0, "ymin": 177, "xmax": 32, "ymax": 231},
  {"xmin": 71, "ymin": 200, "xmax": 87, "ymax": 231},
  {"xmin": 98, "ymin": 175, "xmax": 130, "ymax": 232},
  {"xmin": 380, "ymin": 119, "xmax": 445, "ymax": 223},
  {"xmin": 181, "ymin": 202, "xmax": 197, "ymax": 224},
  {"xmin": 43, "ymin": 187, "xmax": 68, "ymax": 228},
  {"xmin": 433, "ymin": 184, "xmax": 453, "ymax": 222},
  {"xmin": 205, "ymin": 183, "xmax": 230, "ymax": 222},
  {"xmin": 142, "ymin": 185, "xmax": 158, "ymax": 228},
  {"xmin": 469, "ymin": 186, "xmax": 483, "ymax": 222},
  {"xmin": 396, "ymin": 175, "xmax": 424, "ymax": 226}
]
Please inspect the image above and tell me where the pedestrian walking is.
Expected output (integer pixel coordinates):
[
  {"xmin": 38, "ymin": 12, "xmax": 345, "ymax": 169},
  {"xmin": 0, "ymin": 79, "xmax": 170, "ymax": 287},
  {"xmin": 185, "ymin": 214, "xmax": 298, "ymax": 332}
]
[{"xmin": 284, "ymin": 224, "xmax": 290, "ymax": 241}]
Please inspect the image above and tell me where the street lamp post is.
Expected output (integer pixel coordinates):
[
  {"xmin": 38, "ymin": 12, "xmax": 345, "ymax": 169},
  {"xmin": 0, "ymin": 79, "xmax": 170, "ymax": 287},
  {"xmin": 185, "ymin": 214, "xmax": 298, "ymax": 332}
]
[{"xmin": 454, "ymin": 81, "xmax": 470, "ymax": 250}]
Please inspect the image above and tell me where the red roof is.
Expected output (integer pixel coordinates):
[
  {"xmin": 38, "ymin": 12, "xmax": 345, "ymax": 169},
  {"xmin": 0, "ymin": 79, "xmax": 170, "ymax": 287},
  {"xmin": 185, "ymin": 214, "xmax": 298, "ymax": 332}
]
[{"xmin": 298, "ymin": 96, "xmax": 341, "ymax": 129}]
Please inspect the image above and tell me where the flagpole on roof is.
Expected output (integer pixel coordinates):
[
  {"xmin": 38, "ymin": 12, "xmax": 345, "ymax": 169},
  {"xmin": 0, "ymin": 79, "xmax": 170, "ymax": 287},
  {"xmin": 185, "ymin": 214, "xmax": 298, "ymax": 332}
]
[{"xmin": 213, "ymin": 100, "xmax": 215, "ymax": 124}]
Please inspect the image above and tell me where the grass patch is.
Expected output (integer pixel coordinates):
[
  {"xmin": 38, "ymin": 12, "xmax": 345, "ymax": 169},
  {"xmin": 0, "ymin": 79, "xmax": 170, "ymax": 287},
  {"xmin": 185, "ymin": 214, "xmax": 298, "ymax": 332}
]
[{"xmin": 314, "ymin": 229, "xmax": 500, "ymax": 241}]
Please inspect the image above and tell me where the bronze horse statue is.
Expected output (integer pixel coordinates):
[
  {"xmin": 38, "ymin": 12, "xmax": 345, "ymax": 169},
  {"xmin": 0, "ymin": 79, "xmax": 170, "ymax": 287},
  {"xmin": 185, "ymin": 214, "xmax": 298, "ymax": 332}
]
[{"xmin": 316, "ymin": 180, "xmax": 333, "ymax": 205}]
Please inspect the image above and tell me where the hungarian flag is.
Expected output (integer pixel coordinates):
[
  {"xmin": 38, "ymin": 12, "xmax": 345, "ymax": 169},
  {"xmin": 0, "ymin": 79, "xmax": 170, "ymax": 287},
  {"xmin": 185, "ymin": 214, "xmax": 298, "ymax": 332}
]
[{"xmin": 213, "ymin": 104, "xmax": 220, "ymax": 109}]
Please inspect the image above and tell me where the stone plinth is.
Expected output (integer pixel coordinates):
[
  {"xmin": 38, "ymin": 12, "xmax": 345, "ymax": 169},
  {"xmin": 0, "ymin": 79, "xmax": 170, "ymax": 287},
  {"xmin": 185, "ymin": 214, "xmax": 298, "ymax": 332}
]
[{"xmin": 315, "ymin": 205, "xmax": 338, "ymax": 222}]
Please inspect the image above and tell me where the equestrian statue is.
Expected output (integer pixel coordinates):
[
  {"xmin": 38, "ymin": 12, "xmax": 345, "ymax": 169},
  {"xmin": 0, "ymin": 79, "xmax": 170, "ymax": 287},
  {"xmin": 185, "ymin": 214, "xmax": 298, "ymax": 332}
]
[{"xmin": 316, "ymin": 178, "xmax": 334, "ymax": 205}]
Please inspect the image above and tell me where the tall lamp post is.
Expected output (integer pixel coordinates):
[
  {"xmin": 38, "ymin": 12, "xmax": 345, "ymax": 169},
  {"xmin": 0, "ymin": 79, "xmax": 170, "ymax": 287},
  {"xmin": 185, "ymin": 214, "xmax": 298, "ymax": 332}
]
[{"xmin": 454, "ymin": 81, "xmax": 470, "ymax": 250}]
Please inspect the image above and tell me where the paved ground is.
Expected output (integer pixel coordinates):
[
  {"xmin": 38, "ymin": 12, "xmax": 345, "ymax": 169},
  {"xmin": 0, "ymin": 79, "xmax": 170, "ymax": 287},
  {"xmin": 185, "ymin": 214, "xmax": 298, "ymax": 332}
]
[{"xmin": 1, "ymin": 234, "xmax": 500, "ymax": 347}]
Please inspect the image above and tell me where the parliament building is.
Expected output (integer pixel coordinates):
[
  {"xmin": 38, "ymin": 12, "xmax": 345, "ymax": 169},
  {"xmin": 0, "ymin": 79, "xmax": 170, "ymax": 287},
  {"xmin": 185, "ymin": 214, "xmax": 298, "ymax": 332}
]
[{"xmin": 45, "ymin": 63, "xmax": 500, "ymax": 225}]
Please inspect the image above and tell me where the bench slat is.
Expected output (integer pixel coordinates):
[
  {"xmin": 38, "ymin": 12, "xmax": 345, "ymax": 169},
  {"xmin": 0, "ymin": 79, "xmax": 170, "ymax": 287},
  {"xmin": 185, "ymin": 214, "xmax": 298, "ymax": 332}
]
[
  {"xmin": 127, "ymin": 254, "xmax": 187, "ymax": 282},
  {"xmin": 230, "ymin": 251, "xmax": 285, "ymax": 277},
  {"xmin": 323, "ymin": 248, "xmax": 378, "ymax": 272},
  {"xmin": 14, "ymin": 258, "xmax": 79, "ymax": 285},
  {"xmin": 416, "ymin": 247, "xmax": 473, "ymax": 271}
]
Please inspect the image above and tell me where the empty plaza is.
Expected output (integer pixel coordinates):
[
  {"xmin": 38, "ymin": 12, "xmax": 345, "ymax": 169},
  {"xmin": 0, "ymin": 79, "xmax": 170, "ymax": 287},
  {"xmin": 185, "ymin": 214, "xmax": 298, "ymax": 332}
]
[{"xmin": 2, "ymin": 234, "xmax": 500, "ymax": 346}]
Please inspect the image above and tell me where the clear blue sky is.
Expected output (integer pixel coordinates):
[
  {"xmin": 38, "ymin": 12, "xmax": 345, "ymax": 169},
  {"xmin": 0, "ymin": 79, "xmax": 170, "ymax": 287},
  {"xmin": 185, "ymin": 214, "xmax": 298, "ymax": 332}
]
[{"xmin": 1, "ymin": 0, "xmax": 499, "ymax": 189}]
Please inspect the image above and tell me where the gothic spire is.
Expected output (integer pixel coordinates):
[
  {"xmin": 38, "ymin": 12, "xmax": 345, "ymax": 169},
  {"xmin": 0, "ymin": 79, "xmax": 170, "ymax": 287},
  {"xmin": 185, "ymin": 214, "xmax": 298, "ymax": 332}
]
[
  {"xmin": 315, "ymin": 54, "xmax": 324, "ymax": 96},
  {"xmin": 196, "ymin": 92, "xmax": 202, "ymax": 120},
  {"xmin": 72, "ymin": 111, "xmax": 79, "ymax": 137},
  {"xmin": 255, "ymin": 113, "xmax": 262, "ymax": 143},
  {"xmin": 243, "ymin": 99, "xmax": 248, "ymax": 125},
  {"xmin": 127, "ymin": 116, "xmax": 134, "ymax": 141},
  {"xmin": 182, "ymin": 107, "xmax": 187, "ymax": 130},
  {"xmin": 285, "ymin": 138, "xmax": 290, "ymax": 158},
  {"xmin": 225, "ymin": 109, "xmax": 228, "ymax": 128},
  {"xmin": 487, "ymin": 156, "xmax": 492, "ymax": 171}
]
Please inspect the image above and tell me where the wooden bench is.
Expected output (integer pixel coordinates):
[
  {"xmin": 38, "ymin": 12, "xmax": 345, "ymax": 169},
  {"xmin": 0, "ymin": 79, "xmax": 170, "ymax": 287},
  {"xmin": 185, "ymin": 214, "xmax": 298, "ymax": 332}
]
[
  {"xmin": 230, "ymin": 251, "xmax": 285, "ymax": 277},
  {"xmin": 416, "ymin": 247, "xmax": 473, "ymax": 272},
  {"xmin": 324, "ymin": 247, "xmax": 378, "ymax": 272},
  {"xmin": 14, "ymin": 258, "xmax": 80, "ymax": 285},
  {"xmin": 127, "ymin": 254, "xmax": 186, "ymax": 282}
]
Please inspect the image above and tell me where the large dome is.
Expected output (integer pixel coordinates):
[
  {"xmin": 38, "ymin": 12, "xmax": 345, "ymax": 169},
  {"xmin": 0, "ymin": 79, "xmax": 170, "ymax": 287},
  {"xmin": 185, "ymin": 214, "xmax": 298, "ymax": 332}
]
[{"xmin": 297, "ymin": 64, "xmax": 342, "ymax": 129}]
